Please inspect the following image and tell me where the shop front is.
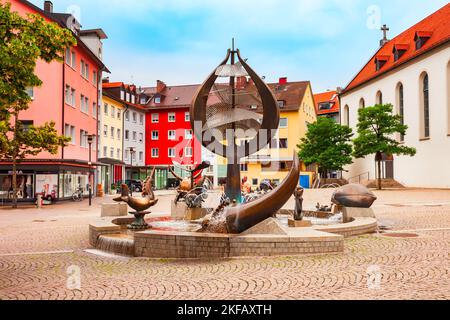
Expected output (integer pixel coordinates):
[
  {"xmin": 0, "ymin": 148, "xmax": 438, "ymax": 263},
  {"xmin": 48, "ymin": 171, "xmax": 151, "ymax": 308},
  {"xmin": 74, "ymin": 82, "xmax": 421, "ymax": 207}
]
[{"xmin": 0, "ymin": 160, "xmax": 97, "ymax": 203}]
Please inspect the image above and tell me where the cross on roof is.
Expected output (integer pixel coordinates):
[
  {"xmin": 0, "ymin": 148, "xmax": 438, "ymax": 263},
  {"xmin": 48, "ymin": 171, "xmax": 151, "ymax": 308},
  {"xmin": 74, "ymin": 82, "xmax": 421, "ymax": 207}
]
[{"xmin": 381, "ymin": 24, "xmax": 390, "ymax": 40}]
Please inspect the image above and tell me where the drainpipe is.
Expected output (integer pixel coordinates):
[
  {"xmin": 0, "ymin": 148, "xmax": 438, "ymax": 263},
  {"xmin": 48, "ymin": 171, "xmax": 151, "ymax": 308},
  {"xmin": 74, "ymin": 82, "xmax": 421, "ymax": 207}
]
[{"xmin": 61, "ymin": 59, "xmax": 66, "ymax": 160}]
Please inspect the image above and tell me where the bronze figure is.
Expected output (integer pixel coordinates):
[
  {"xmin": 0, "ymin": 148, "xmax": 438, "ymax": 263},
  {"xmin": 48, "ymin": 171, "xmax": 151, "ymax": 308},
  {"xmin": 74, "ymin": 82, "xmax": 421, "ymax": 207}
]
[
  {"xmin": 113, "ymin": 168, "xmax": 158, "ymax": 230},
  {"xmin": 293, "ymin": 187, "xmax": 304, "ymax": 221}
]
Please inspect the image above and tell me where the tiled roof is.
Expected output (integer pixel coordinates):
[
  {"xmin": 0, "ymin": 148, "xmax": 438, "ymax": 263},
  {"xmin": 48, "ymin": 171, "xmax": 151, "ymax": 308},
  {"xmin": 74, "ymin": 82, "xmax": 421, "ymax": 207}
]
[
  {"xmin": 142, "ymin": 81, "xmax": 310, "ymax": 112},
  {"xmin": 102, "ymin": 82, "xmax": 124, "ymax": 89},
  {"xmin": 314, "ymin": 91, "xmax": 340, "ymax": 115},
  {"xmin": 343, "ymin": 3, "xmax": 450, "ymax": 94}
]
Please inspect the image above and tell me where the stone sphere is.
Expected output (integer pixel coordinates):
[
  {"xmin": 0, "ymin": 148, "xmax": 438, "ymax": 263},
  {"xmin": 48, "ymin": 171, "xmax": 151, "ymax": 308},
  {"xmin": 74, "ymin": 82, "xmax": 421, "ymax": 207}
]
[{"xmin": 331, "ymin": 184, "xmax": 377, "ymax": 208}]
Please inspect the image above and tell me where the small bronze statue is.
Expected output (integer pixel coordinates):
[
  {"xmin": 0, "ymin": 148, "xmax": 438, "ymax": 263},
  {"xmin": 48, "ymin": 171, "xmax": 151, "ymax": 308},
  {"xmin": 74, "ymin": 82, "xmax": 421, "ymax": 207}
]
[
  {"xmin": 113, "ymin": 169, "xmax": 158, "ymax": 230},
  {"xmin": 293, "ymin": 187, "xmax": 304, "ymax": 221}
]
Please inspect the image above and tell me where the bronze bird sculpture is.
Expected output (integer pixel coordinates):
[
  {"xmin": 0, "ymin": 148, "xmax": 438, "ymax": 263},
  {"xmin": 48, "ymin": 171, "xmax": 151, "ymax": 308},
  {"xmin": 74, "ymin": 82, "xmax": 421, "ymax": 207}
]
[{"xmin": 113, "ymin": 168, "xmax": 158, "ymax": 212}]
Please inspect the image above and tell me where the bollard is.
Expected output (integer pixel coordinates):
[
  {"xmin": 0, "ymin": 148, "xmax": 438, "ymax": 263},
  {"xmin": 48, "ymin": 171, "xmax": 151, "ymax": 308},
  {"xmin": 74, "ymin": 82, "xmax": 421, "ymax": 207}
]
[{"xmin": 37, "ymin": 195, "xmax": 43, "ymax": 208}]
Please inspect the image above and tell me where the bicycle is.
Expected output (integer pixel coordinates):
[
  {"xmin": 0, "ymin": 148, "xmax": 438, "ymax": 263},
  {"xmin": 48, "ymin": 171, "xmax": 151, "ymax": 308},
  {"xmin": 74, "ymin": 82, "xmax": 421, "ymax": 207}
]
[{"xmin": 72, "ymin": 187, "xmax": 84, "ymax": 202}]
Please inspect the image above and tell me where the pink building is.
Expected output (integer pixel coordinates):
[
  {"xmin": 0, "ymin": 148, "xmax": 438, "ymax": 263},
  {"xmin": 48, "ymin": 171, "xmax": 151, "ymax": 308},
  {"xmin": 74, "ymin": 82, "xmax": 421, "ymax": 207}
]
[{"xmin": 0, "ymin": 0, "xmax": 109, "ymax": 202}]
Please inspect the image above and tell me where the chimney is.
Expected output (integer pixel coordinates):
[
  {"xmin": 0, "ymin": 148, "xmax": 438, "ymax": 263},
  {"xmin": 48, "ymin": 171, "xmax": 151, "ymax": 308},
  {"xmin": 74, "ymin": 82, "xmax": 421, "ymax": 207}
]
[
  {"xmin": 102, "ymin": 77, "xmax": 110, "ymax": 83},
  {"xmin": 279, "ymin": 77, "xmax": 288, "ymax": 85},
  {"xmin": 44, "ymin": 1, "xmax": 53, "ymax": 13},
  {"xmin": 156, "ymin": 80, "xmax": 166, "ymax": 94}
]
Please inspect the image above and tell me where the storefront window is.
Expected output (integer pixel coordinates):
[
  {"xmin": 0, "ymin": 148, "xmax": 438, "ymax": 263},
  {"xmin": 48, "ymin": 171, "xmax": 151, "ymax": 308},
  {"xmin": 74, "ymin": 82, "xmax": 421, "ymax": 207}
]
[
  {"xmin": 61, "ymin": 171, "xmax": 89, "ymax": 198},
  {"xmin": 35, "ymin": 174, "xmax": 58, "ymax": 200},
  {"xmin": 0, "ymin": 173, "xmax": 34, "ymax": 200}
]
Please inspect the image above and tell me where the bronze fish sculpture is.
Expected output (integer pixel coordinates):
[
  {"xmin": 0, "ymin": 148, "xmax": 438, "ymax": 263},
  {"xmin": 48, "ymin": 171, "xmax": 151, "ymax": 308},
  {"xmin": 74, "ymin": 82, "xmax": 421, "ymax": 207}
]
[
  {"xmin": 331, "ymin": 184, "xmax": 377, "ymax": 208},
  {"xmin": 113, "ymin": 174, "xmax": 158, "ymax": 212}
]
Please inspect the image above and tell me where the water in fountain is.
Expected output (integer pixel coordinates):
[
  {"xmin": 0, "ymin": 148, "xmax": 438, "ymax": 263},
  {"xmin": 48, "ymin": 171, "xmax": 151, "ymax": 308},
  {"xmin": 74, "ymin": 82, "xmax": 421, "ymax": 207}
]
[{"xmin": 97, "ymin": 234, "xmax": 135, "ymax": 256}]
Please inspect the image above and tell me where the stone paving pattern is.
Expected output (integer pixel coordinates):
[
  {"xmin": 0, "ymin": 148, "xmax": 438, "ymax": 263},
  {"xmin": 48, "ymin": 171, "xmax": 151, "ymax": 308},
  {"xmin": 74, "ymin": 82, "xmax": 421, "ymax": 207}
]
[{"xmin": 1, "ymin": 189, "xmax": 450, "ymax": 300}]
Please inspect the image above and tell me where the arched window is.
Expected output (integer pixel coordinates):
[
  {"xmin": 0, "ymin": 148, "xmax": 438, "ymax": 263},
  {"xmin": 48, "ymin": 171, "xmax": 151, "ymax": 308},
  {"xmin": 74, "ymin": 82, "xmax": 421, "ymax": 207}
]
[
  {"xmin": 344, "ymin": 105, "xmax": 350, "ymax": 126},
  {"xmin": 376, "ymin": 91, "xmax": 383, "ymax": 105},
  {"xmin": 396, "ymin": 83, "xmax": 404, "ymax": 141},
  {"xmin": 420, "ymin": 72, "xmax": 430, "ymax": 139},
  {"xmin": 359, "ymin": 98, "xmax": 365, "ymax": 109}
]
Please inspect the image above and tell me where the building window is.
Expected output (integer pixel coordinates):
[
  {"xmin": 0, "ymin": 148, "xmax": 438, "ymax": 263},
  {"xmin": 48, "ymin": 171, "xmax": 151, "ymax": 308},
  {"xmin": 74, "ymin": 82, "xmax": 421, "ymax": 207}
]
[
  {"xmin": 344, "ymin": 105, "xmax": 350, "ymax": 126},
  {"xmin": 117, "ymin": 110, "xmax": 121, "ymax": 120},
  {"xmin": 26, "ymin": 87, "xmax": 34, "ymax": 99},
  {"xmin": 154, "ymin": 96, "xmax": 161, "ymax": 104},
  {"xmin": 103, "ymin": 125, "xmax": 108, "ymax": 137},
  {"xmin": 110, "ymin": 127, "xmax": 115, "ymax": 139},
  {"xmin": 277, "ymin": 100, "xmax": 285, "ymax": 108},
  {"xmin": 65, "ymin": 124, "xmax": 76, "ymax": 144},
  {"xmin": 397, "ymin": 83, "xmax": 405, "ymax": 142},
  {"xmin": 152, "ymin": 148, "xmax": 159, "ymax": 158},
  {"xmin": 131, "ymin": 95, "xmax": 136, "ymax": 104},
  {"xmin": 152, "ymin": 131, "xmax": 159, "ymax": 140},
  {"xmin": 359, "ymin": 98, "xmax": 365, "ymax": 109},
  {"xmin": 103, "ymin": 146, "xmax": 107, "ymax": 157},
  {"xmin": 71, "ymin": 51, "xmax": 76, "ymax": 69},
  {"xmin": 132, "ymin": 112, "xmax": 137, "ymax": 123},
  {"xmin": 279, "ymin": 138, "xmax": 288, "ymax": 149},
  {"xmin": 65, "ymin": 85, "xmax": 71, "ymax": 105},
  {"xmin": 117, "ymin": 129, "xmax": 121, "ymax": 141},
  {"xmin": 168, "ymin": 113, "xmax": 176, "ymax": 122},
  {"xmin": 104, "ymin": 103, "xmax": 108, "ymax": 115},
  {"xmin": 80, "ymin": 95, "xmax": 89, "ymax": 113},
  {"xmin": 185, "ymin": 130, "xmax": 192, "ymax": 139},
  {"xmin": 318, "ymin": 103, "xmax": 331, "ymax": 111},
  {"xmin": 139, "ymin": 133, "xmax": 143, "ymax": 143},
  {"xmin": 120, "ymin": 90, "xmax": 125, "ymax": 100},
  {"xmin": 376, "ymin": 91, "xmax": 383, "ymax": 105},
  {"xmin": 139, "ymin": 114, "xmax": 144, "ymax": 125},
  {"xmin": 420, "ymin": 73, "xmax": 430, "ymax": 139},
  {"xmin": 185, "ymin": 147, "xmax": 193, "ymax": 157},
  {"xmin": 279, "ymin": 118, "xmax": 288, "ymax": 128},
  {"xmin": 92, "ymin": 102, "xmax": 97, "ymax": 118},
  {"xmin": 126, "ymin": 92, "xmax": 130, "ymax": 102},
  {"xmin": 152, "ymin": 113, "xmax": 159, "ymax": 123},
  {"xmin": 111, "ymin": 106, "xmax": 115, "ymax": 118},
  {"xmin": 132, "ymin": 131, "xmax": 137, "ymax": 141},
  {"xmin": 125, "ymin": 130, "xmax": 129, "ymax": 140},
  {"xmin": 117, "ymin": 149, "xmax": 121, "ymax": 159},
  {"xmin": 185, "ymin": 112, "xmax": 190, "ymax": 122},
  {"xmin": 252, "ymin": 178, "xmax": 258, "ymax": 185},
  {"xmin": 168, "ymin": 130, "xmax": 176, "ymax": 140},
  {"xmin": 139, "ymin": 152, "xmax": 143, "ymax": 161},
  {"xmin": 125, "ymin": 111, "xmax": 129, "ymax": 121},
  {"xmin": 65, "ymin": 48, "xmax": 71, "ymax": 65},
  {"xmin": 110, "ymin": 147, "xmax": 114, "ymax": 158},
  {"xmin": 240, "ymin": 164, "xmax": 248, "ymax": 171},
  {"xmin": 80, "ymin": 130, "xmax": 88, "ymax": 148},
  {"xmin": 168, "ymin": 148, "xmax": 175, "ymax": 158},
  {"xmin": 125, "ymin": 150, "xmax": 129, "ymax": 160},
  {"xmin": 93, "ymin": 71, "xmax": 97, "ymax": 86}
]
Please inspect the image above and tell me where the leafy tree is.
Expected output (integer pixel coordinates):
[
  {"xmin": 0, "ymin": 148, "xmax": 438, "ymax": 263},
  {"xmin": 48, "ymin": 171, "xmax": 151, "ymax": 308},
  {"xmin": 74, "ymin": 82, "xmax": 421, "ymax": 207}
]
[
  {"xmin": 353, "ymin": 104, "xmax": 416, "ymax": 190},
  {"xmin": 297, "ymin": 117, "xmax": 354, "ymax": 179},
  {"xmin": 0, "ymin": 3, "xmax": 75, "ymax": 207}
]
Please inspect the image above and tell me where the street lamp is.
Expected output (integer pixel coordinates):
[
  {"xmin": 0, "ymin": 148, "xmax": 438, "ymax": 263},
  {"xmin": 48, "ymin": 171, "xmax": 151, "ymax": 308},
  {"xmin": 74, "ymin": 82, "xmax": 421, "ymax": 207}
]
[
  {"xmin": 86, "ymin": 134, "xmax": 96, "ymax": 206},
  {"xmin": 128, "ymin": 147, "xmax": 136, "ymax": 196}
]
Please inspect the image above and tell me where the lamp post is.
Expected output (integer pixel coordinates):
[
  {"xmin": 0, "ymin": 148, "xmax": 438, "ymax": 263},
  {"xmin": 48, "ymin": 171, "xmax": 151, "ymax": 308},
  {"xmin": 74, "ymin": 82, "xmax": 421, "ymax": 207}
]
[
  {"xmin": 128, "ymin": 147, "xmax": 136, "ymax": 196},
  {"xmin": 86, "ymin": 134, "xmax": 96, "ymax": 206}
]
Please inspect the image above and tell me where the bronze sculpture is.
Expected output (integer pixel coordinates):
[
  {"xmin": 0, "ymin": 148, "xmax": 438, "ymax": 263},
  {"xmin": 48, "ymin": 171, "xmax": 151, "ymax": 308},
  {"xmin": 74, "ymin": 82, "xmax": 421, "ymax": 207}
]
[
  {"xmin": 331, "ymin": 184, "xmax": 377, "ymax": 208},
  {"xmin": 113, "ymin": 168, "xmax": 158, "ymax": 230},
  {"xmin": 293, "ymin": 187, "xmax": 304, "ymax": 221},
  {"xmin": 191, "ymin": 43, "xmax": 300, "ymax": 234}
]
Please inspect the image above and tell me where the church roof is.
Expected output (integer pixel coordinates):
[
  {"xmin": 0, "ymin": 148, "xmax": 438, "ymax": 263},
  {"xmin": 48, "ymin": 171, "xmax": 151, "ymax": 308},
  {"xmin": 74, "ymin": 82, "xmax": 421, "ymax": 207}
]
[{"xmin": 343, "ymin": 3, "xmax": 450, "ymax": 94}]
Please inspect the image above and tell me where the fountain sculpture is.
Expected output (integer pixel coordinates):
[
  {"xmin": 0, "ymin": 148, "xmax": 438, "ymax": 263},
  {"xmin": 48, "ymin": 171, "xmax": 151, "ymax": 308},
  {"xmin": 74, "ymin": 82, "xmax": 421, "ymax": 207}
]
[
  {"xmin": 113, "ymin": 168, "xmax": 158, "ymax": 230},
  {"xmin": 191, "ymin": 43, "xmax": 301, "ymax": 234}
]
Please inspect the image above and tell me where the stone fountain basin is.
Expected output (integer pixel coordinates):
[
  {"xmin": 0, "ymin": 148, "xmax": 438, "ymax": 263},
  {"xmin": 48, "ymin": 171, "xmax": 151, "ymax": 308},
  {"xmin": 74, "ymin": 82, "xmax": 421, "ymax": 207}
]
[{"xmin": 89, "ymin": 215, "xmax": 377, "ymax": 258}]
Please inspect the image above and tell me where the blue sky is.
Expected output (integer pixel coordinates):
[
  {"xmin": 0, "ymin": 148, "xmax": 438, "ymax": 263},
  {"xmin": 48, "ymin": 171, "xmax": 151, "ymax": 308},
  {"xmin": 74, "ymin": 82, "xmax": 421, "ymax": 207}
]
[{"xmin": 31, "ymin": 0, "xmax": 449, "ymax": 92}]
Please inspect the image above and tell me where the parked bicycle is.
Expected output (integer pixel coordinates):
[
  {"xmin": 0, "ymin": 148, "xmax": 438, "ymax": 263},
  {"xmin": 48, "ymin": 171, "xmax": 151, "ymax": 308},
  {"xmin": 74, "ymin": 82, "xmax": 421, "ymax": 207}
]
[{"xmin": 72, "ymin": 187, "xmax": 84, "ymax": 202}]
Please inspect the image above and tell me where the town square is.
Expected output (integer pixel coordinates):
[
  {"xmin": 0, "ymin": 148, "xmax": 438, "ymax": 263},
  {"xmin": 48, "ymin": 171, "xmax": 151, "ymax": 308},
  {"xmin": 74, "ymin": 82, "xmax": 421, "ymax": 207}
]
[{"xmin": 1, "ymin": 0, "xmax": 450, "ymax": 303}]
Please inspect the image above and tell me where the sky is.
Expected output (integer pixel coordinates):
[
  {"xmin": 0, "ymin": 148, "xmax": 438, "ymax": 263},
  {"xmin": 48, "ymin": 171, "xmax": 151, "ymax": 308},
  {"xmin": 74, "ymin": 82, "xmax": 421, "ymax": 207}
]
[{"xmin": 30, "ymin": 0, "xmax": 449, "ymax": 92}]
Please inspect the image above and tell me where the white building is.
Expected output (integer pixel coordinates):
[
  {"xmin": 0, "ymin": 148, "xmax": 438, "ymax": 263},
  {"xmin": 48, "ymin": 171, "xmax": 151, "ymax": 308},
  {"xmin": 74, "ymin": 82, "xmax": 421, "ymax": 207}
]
[
  {"xmin": 123, "ymin": 104, "xmax": 147, "ymax": 180},
  {"xmin": 340, "ymin": 3, "xmax": 450, "ymax": 188}
]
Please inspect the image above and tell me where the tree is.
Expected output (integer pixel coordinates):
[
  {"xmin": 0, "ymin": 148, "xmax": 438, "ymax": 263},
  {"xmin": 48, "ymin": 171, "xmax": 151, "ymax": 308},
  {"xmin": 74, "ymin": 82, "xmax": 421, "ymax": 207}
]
[
  {"xmin": 297, "ymin": 117, "xmax": 354, "ymax": 179},
  {"xmin": 0, "ymin": 3, "xmax": 76, "ymax": 208},
  {"xmin": 353, "ymin": 104, "xmax": 416, "ymax": 190}
]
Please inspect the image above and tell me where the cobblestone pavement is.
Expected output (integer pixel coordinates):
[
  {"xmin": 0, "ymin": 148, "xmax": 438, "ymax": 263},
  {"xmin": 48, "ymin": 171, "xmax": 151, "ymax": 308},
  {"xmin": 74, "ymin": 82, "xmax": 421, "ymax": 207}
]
[{"xmin": 1, "ymin": 189, "xmax": 450, "ymax": 300}]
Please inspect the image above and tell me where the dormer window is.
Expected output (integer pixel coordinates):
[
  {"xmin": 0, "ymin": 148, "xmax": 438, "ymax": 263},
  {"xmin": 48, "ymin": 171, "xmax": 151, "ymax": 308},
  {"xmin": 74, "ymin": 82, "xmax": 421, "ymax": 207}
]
[
  {"xmin": 277, "ymin": 100, "xmax": 285, "ymax": 108},
  {"xmin": 393, "ymin": 44, "xmax": 409, "ymax": 62},
  {"xmin": 414, "ymin": 31, "xmax": 432, "ymax": 50},
  {"xmin": 319, "ymin": 102, "xmax": 332, "ymax": 111},
  {"xmin": 375, "ymin": 55, "xmax": 389, "ymax": 71},
  {"xmin": 154, "ymin": 96, "xmax": 161, "ymax": 104}
]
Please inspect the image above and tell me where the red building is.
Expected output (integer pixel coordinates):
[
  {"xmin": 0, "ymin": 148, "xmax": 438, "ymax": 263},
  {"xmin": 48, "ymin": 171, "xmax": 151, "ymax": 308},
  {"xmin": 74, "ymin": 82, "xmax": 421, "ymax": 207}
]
[
  {"xmin": 0, "ymin": 0, "xmax": 108, "ymax": 202},
  {"xmin": 142, "ymin": 81, "xmax": 202, "ymax": 189},
  {"xmin": 314, "ymin": 90, "xmax": 340, "ymax": 123}
]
